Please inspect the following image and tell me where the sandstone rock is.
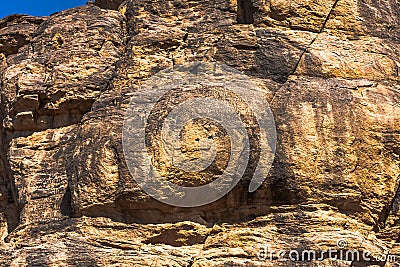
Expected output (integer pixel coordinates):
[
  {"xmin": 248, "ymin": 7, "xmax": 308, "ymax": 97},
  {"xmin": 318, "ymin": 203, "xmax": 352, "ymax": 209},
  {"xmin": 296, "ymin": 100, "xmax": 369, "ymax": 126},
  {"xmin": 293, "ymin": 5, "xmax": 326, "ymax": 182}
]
[
  {"xmin": 0, "ymin": 15, "xmax": 46, "ymax": 56},
  {"xmin": 0, "ymin": 0, "xmax": 399, "ymax": 266},
  {"xmin": 1, "ymin": 5, "xmax": 124, "ymax": 136},
  {"xmin": 93, "ymin": 0, "xmax": 125, "ymax": 10}
]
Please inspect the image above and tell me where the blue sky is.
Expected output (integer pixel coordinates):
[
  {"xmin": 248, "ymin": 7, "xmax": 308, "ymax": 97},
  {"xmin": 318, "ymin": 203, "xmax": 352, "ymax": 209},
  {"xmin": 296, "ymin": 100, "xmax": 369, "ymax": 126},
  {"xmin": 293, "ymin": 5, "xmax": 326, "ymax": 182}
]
[{"xmin": 0, "ymin": 0, "xmax": 87, "ymax": 19}]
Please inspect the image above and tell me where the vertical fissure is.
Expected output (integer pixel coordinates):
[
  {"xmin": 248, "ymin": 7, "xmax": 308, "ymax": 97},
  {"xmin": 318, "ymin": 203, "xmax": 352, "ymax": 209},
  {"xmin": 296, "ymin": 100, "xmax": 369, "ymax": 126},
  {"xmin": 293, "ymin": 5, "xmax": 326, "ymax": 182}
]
[
  {"xmin": 237, "ymin": 0, "xmax": 255, "ymax": 24},
  {"xmin": 0, "ymin": 94, "xmax": 20, "ymax": 235}
]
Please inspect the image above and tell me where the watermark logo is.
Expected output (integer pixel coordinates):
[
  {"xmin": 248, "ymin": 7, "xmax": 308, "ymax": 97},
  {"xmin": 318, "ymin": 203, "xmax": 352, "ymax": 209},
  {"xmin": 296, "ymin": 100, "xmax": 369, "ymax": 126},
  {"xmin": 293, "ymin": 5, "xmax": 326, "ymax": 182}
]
[
  {"xmin": 337, "ymin": 239, "xmax": 348, "ymax": 249},
  {"xmin": 122, "ymin": 62, "xmax": 276, "ymax": 207},
  {"xmin": 256, "ymin": 239, "xmax": 399, "ymax": 264}
]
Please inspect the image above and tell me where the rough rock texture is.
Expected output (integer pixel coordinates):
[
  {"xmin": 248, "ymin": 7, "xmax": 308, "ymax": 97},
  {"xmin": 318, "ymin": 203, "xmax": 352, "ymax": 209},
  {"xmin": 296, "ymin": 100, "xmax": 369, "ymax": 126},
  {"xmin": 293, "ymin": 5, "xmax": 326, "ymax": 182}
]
[{"xmin": 0, "ymin": 0, "xmax": 399, "ymax": 266}]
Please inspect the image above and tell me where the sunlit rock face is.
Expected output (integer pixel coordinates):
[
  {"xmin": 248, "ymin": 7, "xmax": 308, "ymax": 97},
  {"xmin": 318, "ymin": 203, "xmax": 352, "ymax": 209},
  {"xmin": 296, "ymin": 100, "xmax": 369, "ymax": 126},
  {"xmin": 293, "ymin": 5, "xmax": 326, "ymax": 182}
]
[{"xmin": 0, "ymin": 0, "xmax": 399, "ymax": 266}]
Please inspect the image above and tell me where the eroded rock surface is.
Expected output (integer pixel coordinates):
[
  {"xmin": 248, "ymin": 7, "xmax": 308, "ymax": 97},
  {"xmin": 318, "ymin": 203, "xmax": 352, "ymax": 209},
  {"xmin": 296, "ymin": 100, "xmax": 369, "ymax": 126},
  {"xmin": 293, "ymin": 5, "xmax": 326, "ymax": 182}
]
[{"xmin": 0, "ymin": 0, "xmax": 399, "ymax": 266}]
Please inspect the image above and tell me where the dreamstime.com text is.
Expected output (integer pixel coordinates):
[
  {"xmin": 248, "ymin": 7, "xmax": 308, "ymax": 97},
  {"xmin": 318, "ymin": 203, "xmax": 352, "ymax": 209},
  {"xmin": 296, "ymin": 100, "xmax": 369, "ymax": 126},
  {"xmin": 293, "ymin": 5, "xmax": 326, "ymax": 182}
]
[{"xmin": 256, "ymin": 240, "xmax": 399, "ymax": 264}]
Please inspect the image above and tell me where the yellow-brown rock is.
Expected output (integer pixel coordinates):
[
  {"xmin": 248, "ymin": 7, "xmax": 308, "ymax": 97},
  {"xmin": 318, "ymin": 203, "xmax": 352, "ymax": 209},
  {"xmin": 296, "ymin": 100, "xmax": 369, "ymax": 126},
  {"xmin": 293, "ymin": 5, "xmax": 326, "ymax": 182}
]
[{"xmin": 0, "ymin": 0, "xmax": 398, "ymax": 266}]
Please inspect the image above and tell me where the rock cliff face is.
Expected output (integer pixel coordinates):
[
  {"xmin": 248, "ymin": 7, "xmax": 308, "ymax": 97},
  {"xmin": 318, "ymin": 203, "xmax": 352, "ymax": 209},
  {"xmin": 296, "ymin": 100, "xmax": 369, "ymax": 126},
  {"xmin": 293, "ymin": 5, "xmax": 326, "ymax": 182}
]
[{"xmin": 0, "ymin": 0, "xmax": 399, "ymax": 266}]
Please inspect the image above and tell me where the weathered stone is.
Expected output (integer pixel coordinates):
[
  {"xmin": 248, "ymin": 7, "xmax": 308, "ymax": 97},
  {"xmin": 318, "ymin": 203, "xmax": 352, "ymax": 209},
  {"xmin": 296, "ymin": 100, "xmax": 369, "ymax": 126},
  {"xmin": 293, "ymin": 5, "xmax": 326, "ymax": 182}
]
[
  {"xmin": 1, "ymin": 5, "xmax": 125, "ymax": 135},
  {"xmin": 0, "ymin": 0, "xmax": 399, "ymax": 266},
  {"xmin": 93, "ymin": 0, "xmax": 125, "ymax": 10},
  {"xmin": 0, "ymin": 15, "xmax": 46, "ymax": 56}
]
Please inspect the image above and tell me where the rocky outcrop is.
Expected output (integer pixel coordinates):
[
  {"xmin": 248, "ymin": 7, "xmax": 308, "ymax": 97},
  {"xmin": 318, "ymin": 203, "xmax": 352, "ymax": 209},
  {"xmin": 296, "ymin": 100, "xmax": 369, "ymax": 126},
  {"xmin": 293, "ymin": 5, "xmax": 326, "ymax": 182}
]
[
  {"xmin": 93, "ymin": 0, "xmax": 125, "ymax": 10},
  {"xmin": 0, "ymin": 0, "xmax": 399, "ymax": 266}
]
